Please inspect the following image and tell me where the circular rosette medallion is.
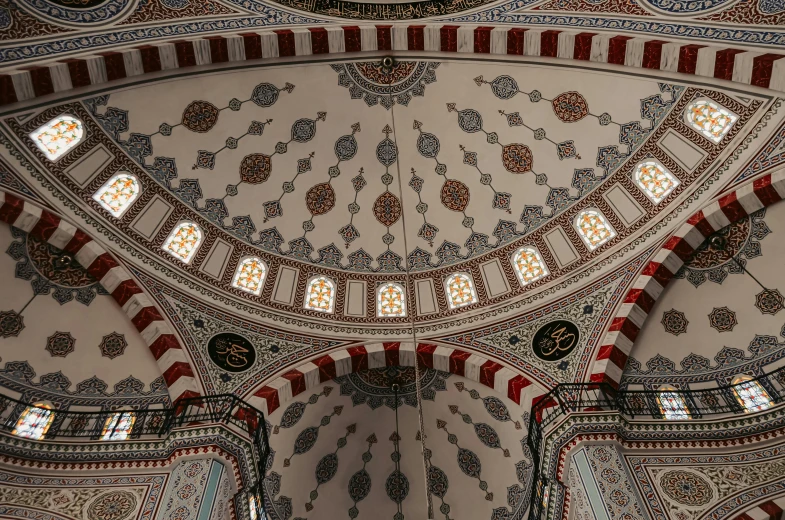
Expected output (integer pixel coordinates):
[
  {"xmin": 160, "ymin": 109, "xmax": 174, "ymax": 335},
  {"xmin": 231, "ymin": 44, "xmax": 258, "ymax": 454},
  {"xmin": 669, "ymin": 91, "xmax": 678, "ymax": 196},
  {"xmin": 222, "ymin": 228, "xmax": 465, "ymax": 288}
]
[
  {"xmin": 335, "ymin": 61, "xmax": 439, "ymax": 108},
  {"xmin": 306, "ymin": 183, "xmax": 337, "ymax": 216},
  {"xmin": 440, "ymin": 180, "xmax": 470, "ymax": 212},
  {"xmin": 86, "ymin": 490, "xmax": 138, "ymax": 520},
  {"xmin": 181, "ymin": 101, "xmax": 219, "ymax": 133},
  {"xmin": 551, "ymin": 92, "xmax": 590, "ymax": 123},
  {"xmin": 660, "ymin": 470, "xmax": 714, "ymax": 507},
  {"xmin": 531, "ymin": 320, "xmax": 580, "ymax": 361},
  {"xmin": 373, "ymin": 192, "xmax": 402, "ymax": 227},
  {"xmin": 208, "ymin": 333, "xmax": 257, "ymax": 372},
  {"xmin": 501, "ymin": 144, "xmax": 534, "ymax": 173}
]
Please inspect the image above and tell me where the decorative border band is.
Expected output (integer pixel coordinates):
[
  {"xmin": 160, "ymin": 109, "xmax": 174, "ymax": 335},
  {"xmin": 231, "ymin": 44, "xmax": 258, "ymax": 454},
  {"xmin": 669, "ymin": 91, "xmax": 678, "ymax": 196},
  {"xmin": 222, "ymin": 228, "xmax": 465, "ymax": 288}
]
[
  {"xmin": 1, "ymin": 25, "xmax": 783, "ymax": 107},
  {"xmin": 733, "ymin": 497, "xmax": 785, "ymax": 520},
  {"xmin": 0, "ymin": 189, "xmax": 201, "ymax": 403}
]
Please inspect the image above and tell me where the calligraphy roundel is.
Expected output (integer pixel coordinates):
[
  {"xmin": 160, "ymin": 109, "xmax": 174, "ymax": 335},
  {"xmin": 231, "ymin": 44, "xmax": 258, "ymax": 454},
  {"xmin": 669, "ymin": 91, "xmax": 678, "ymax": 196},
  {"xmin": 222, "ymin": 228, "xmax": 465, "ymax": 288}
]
[
  {"xmin": 531, "ymin": 320, "xmax": 580, "ymax": 361},
  {"xmin": 208, "ymin": 333, "xmax": 257, "ymax": 372}
]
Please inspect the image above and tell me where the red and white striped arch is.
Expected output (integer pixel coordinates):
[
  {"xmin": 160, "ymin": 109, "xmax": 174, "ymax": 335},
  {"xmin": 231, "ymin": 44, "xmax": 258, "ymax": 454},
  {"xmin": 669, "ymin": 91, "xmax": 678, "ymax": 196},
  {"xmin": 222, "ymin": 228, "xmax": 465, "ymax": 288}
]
[
  {"xmin": 589, "ymin": 168, "xmax": 785, "ymax": 389},
  {"xmin": 247, "ymin": 342, "xmax": 549, "ymax": 417},
  {"xmin": 0, "ymin": 190, "xmax": 201, "ymax": 403},
  {"xmin": 733, "ymin": 497, "xmax": 785, "ymax": 520},
  {"xmin": 1, "ymin": 25, "xmax": 783, "ymax": 107}
]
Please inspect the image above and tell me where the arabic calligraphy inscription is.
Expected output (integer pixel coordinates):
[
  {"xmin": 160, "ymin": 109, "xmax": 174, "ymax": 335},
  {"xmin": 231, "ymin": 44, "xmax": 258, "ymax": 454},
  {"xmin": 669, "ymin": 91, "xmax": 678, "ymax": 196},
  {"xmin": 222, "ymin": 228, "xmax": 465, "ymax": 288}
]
[
  {"xmin": 531, "ymin": 320, "xmax": 580, "ymax": 361},
  {"xmin": 208, "ymin": 333, "xmax": 257, "ymax": 372}
]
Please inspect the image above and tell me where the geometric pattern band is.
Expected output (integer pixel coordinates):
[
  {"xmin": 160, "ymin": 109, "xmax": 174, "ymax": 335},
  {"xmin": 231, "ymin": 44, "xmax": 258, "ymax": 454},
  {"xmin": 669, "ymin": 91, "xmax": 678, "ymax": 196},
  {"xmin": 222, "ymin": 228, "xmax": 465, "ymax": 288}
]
[
  {"xmin": 0, "ymin": 189, "xmax": 201, "ymax": 403},
  {"xmin": 1, "ymin": 25, "xmax": 783, "ymax": 107}
]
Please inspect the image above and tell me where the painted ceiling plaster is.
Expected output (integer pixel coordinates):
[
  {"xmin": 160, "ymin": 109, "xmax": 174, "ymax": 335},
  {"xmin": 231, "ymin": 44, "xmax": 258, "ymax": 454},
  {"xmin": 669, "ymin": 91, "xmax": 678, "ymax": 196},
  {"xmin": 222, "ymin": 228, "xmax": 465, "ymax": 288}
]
[
  {"xmin": 263, "ymin": 366, "xmax": 532, "ymax": 520},
  {"xmin": 0, "ymin": 219, "xmax": 169, "ymax": 409},
  {"xmin": 624, "ymin": 199, "xmax": 785, "ymax": 390}
]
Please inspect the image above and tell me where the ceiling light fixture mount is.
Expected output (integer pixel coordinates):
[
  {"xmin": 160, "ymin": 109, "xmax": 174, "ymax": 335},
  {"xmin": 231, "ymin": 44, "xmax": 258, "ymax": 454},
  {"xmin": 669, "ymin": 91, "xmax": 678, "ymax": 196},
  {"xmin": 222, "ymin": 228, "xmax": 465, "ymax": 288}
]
[{"xmin": 381, "ymin": 56, "xmax": 396, "ymax": 72}]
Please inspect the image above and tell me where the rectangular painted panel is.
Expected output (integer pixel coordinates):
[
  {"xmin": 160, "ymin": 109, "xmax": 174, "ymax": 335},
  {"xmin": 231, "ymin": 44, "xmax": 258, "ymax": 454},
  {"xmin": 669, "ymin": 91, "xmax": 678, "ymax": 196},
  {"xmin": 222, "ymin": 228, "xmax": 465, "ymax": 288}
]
[
  {"xmin": 604, "ymin": 183, "xmax": 645, "ymax": 227},
  {"xmin": 131, "ymin": 195, "xmax": 172, "ymax": 239},
  {"xmin": 480, "ymin": 258, "xmax": 510, "ymax": 297},
  {"xmin": 544, "ymin": 227, "xmax": 579, "ymax": 267},
  {"xmin": 199, "ymin": 239, "xmax": 231, "ymax": 279},
  {"xmin": 272, "ymin": 266, "xmax": 299, "ymax": 305},
  {"xmin": 416, "ymin": 279, "xmax": 437, "ymax": 315},
  {"xmin": 345, "ymin": 280, "xmax": 366, "ymax": 316},
  {"xmin": 658, "ymin": 129, "xmax": 707, "ymax": 171},
  {"xmin": 64, "ymin": 145, "xmax": 113, "ymax": 186}
]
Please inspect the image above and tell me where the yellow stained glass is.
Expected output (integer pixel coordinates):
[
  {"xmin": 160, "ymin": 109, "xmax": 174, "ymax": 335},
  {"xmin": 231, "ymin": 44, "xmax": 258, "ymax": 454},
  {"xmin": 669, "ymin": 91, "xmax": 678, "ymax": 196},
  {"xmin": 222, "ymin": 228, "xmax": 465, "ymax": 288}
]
[
  {"xmin": 513, "ymin": 247, "xmax": 548, "ymax": 286},
  {"xmin": 657, "ymin": 386, "xmax": 690, "ymax": 420},
  {"xmin": 635, "ymin": 161, "xmax": 679, "ymax": 204},
  {"xmin": 732, "ymin": 375, "xmax": 772, "ymax": 413},
  {"xmin": 29, "ymin": 116, "xmax": 84, "ymax": 161},
  {"xmin": 93, "ymin": 173, "xmax": 140, "ymax": 217},
  {"xmin": 377, "ymin": 282, "xmax": 406, "ymax": 317},
  {"xmin": 304, "ymin": 276, "xmax": 335, "ymax": 313},
  {"xmin": 233, "ymin": 257, "xmax": 267, "ymax": 296},
  {"xmin": 162, "ymin": 222, "xmax": 202, "ymax": 263},
  {"xmin": 575, "ymin": 209, "xmax": 616, "ymax": 250},
  {"xmin": 445, "ymin": 273, "xmax": 477, "ymax": 309},
  {"xmin": 12, "ymin": 403, "xmax": 54, "ymax": 440},
  {"xmin": 685, "ymin": 99, "xmax": 738, "ymax": 143},
  {"xmin": 101, "ymin": 412, "xmax": 136, "ymax": 441}
]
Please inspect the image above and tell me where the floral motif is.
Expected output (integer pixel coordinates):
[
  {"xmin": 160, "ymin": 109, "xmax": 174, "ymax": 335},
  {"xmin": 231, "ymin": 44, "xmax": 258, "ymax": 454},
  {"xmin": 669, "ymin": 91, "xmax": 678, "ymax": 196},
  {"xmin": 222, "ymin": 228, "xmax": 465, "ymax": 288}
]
[
  {"xmin": 755, "ymin": 289, "xmax": 783, "ymax": 315},
  {"xmin": 232, "ymin": 257, "xmax": 266, "ymax": 295},
  {"xmin": 501, "ymin": 143, "xmax": 534, "ymax": 173},
  {"xmin": 551, "ymin": 92, "xmax": 589, "ymax": 122},
  {"xmin": 377, "ymin": 282, "xmax": 406, "ymax": 317},
  {"xmin": 660, "ymin": 470, "xmax": 714, "ymax": 506},
  {"xmin": 444, "ymin": 273, "xmax": 478, "ymax": 309},
  {"xmin": 331, "ymin": 61, "xmax": 439, "ymax": 109},
  {"xmin": 440, "ymin": 179, "xmax": 470, "ymax": 212},
  {"xmin": 574, "ymin": 209, "xmax": 616, "ymax": 250},
  {"xmin": 634, "ymin": 160, "xmax": 679, "ymax": 204},
  {"xmin": 93, "ymin": 173, "xmax": 140, "ymax": 217},
  {"xmin": 99, "ymin": 332, "xmax": 128, "ymax": 359},
  {"xmin": 29, "ymin": 115, "xmax": 84, "ymax": 160},
  {"xmin": 46, "ymin": 331, "xmax": 75, "ymax": 357},
  {"xmin": 277, "ymin": 387, "xmax": 333, "ymax": 432},
  {"xmin": 305, "ymin": 182, "xmax": 336, "ymax": 216},
  {"xmin": 373, "ymin": 192, "xmax": 402, "ymax": 227},
  {"xmin": 661, "ymin": 309, "xmax": 688, "ymax": 336},
  {"xmin": 181, "ymin": 101, "xmax": 219, "ymax": 133},
  {"xmin": 87, "ymin": 490, "xmax": 138, "ymax": 520},
  {"xmin": 335, "ymin": 367, "xmax": 448, "ymax": 409},
  {"xmin": 0, "ymin": 310, "xmax": 25, "ymax": 338},
  {"xmin": 239, "ymin": 153, "xmax": 272, "ymax": 185},
  {"xmin": 708, "ymin": 307, "xmax": 737, "ymax": 332},
  {"xmin": 304, "ymin": 276, "xmax": 336, "ymax": 313},
  {"xmin": 512, "ymin": 246, "xmax": 548, "ymax": 286},
  {"xmin": 684, "ymin": 98, "xmax": 738, "ymax": 143}
]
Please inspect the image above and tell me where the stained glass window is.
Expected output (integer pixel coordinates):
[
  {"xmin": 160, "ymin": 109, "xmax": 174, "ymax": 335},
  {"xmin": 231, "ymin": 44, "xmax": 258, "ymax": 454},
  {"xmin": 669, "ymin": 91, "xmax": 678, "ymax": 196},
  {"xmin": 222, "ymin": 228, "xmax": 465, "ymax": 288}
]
[
  {"xmin": 732, "ymin": 375, "xmax": 772, "ymax": 413},
  {"xmin": 92, "ymin": 173, "xmax": 141, "ymax": 217},
  {"xmin": 512, "ymin": 246, "xmax": 548, "ymax": 286},
  {"xmin": 575, "ymin": 209, "xmax": 616, "ymax": 251},
  {"xmin": 249, "ymin": 494, "xmax": 267, "ymax": 520},
  {"xmin": 232, "ymin": 257, "xmax": 267, "ymax": 296},
  {"xmin": 12, "ymin": 403, "xmax": 54, "ymax": 440},
  {"xmin": 29, "ymin": 115, "xmax": 84, "ymax": 161},
  {"xmin": 445, "ymin": 273, "xmax": 478, "ymax": 309},
  {"xmin": 657, "ymin": 385, "xmax": 690, "ymax": 420},
  {"xmin": 377, "ymin": 282, "xmax": 406, "ymax": 317},
  {"xmin": 162, "ymin": 222, "xmax": 203, "ymax": 264},
  {"xmin": 634, "ymin": 161, "xmax": 679, "ymax": 204},
  {"xmin": 101, "ymin": 411, "xmax": 136, "ymax": 441},
  {"xmin": 685, "ymin": 99, "xmax": 738, "ymax": 143},
  {"xmin": 304, "ymin": 276, "xmax": 336, "ymax": 313}
]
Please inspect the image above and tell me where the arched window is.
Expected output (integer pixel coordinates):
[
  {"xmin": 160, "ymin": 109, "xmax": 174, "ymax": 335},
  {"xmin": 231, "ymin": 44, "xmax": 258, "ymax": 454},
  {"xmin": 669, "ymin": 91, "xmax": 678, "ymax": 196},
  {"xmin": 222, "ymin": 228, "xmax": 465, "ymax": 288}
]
[
  {"xmin": 731, "ymin": 375, "xmax": 773, "ymax": 413},
  {"xmin": 634, "ymin": 161, "xmax": 679, "ymax": 204},
  {"xmin": 377, "ymin": 282, "xmax": 406, "ymax": 317},
  {"xmin": 512, "ymin": 246, "xmax": 548, "ymax": 286},
  {"xmin": 657, "ymin": 385, "xmax": 690, "ymax": 420},
  {"xmin": 12, "ymin": 402, "xmax": 55, "ymax": 439},
  {"xmin": 444, "ymin": 272, "xmax": 478, "ymax": 309},
  {"xmin": 93, "ymin": 172, "xmax": 141, "ymax": 217},
  {"xmin": 162, "ymin": 222, "xmax": 203, "ymax": 264},
  {"xmin": 101, "ymin": 411, "xmax": 136, "ymax": 441},
  {"xmin": 232, "ymin": 257, "xmax": 267, "ymax": 296},
  {"xmin": 685, "ymin": 98, "xmax": 738, "ymax": 143},
  {"xmin": 304, "ymin": 276, "xmax": 336, "ymax": 313},
  {"xmin": 29, "ymin": 115, "xmax": 84, "ymax": 161},
  {"xmin": 574, "ymin": 209, "xmax": 616, "ymax": 251}
]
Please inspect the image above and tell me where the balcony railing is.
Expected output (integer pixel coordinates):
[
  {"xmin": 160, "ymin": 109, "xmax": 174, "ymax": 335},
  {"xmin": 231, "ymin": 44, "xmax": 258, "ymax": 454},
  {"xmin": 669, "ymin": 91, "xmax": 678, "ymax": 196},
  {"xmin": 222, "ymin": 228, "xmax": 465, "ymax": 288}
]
[{"xmin": 526, "ymin": 363, "xmax": 785, "ymax": 520}]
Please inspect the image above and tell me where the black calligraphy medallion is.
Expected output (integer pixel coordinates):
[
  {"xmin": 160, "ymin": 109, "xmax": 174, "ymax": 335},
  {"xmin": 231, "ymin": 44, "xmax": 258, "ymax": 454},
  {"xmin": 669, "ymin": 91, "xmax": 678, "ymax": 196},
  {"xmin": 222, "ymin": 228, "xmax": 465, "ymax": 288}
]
[
  {"xmin": 531, "ymin": 320, "xmax": 580, "ymax": 361},
  {"xmin": 208, "ymin": 333, "xmax": 256, "ymax": 372}
]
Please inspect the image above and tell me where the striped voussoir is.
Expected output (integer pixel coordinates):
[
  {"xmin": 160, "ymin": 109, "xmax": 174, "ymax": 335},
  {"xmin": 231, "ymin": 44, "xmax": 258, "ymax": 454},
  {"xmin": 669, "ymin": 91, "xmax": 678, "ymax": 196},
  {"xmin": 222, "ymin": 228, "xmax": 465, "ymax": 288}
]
[
  {"xmin": 248, "ymin": 342, "xmax": 548, "ymax": 417},
  {"xmin": 0, "ymin": 190, "xmax": 200, "ymax": 403},
  {"xmin": 590, "ymin": 168, "xmax": 785, "ymax": 389},
  {"xmin": 734, "ymin": 497, "xmax": 785, "ymax": 520},
  {"xmin": 1, "ymin": 26, "xmax": 784, "ymax": 106}
]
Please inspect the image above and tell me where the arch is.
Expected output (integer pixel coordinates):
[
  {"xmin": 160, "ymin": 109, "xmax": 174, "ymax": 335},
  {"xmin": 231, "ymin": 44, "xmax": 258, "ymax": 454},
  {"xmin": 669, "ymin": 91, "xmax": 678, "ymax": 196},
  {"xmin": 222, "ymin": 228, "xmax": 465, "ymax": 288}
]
[
  {"xmin": 589, "ymin": 169, "xmax": 785, "ymax": 389},
  {"xmin": 634, "ymin": 160, "xmax": 680, "ymax": 204},
  {"xmin": 512, "ymin": 246, "xmax": 548, "ymax": 286},
  {"xmin": 248, "ymin": 342, "xmax": 548, "ymax": 417},
  {"xmin": 0, "ymin": 189, "xmax": 201, "ymax": 403},
  {"xmin": 444, "ymin": 272, "xmax": 478, "ymax": 309},
  {"xmin": 92, "ymin": 172, "xmax": 141, "ymax": 218},
  {"xmin": 28, "ymin": 115, "xmax": 84, "ymax": 161},
  {"xmin": 684, "ymin": 97, "xmax": 739, "ymax": 144},
  {"xmin": 377, "ymin": 282, "xmax": 406, "ymax": 317},
  {"xmin": 731, "ymin": 375, "xmax": 773, "ymax": 412},
  {"xmin": 574, "ymin": 208, "xmax": 616, "ymax": 250},
  {"xmin": 304, "ymin": 275, "xmax": 336, "ymax": 313},
  {"xmin": 1, "ymin": 29, "xmax": 781, "ymax": 109},
  {"xmin": 162, "ymin": 221, "xmax": 203, "ymax": 264}
]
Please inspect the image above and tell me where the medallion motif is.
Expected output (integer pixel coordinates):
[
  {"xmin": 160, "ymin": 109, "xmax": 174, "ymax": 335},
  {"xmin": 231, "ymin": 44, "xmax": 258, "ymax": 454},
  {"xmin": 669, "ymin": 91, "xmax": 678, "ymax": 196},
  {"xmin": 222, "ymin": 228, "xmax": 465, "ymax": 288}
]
[
  {"xmin": 207, "ymin": 333, "xmax": 256, "ymax": 372},
  {"xmin": 331, "ymin": 61, "xmax": 439, "ymax": 108},
  {"xmin": 531, "ymin": 320, "xmax": 580, "ymax": 361}
]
